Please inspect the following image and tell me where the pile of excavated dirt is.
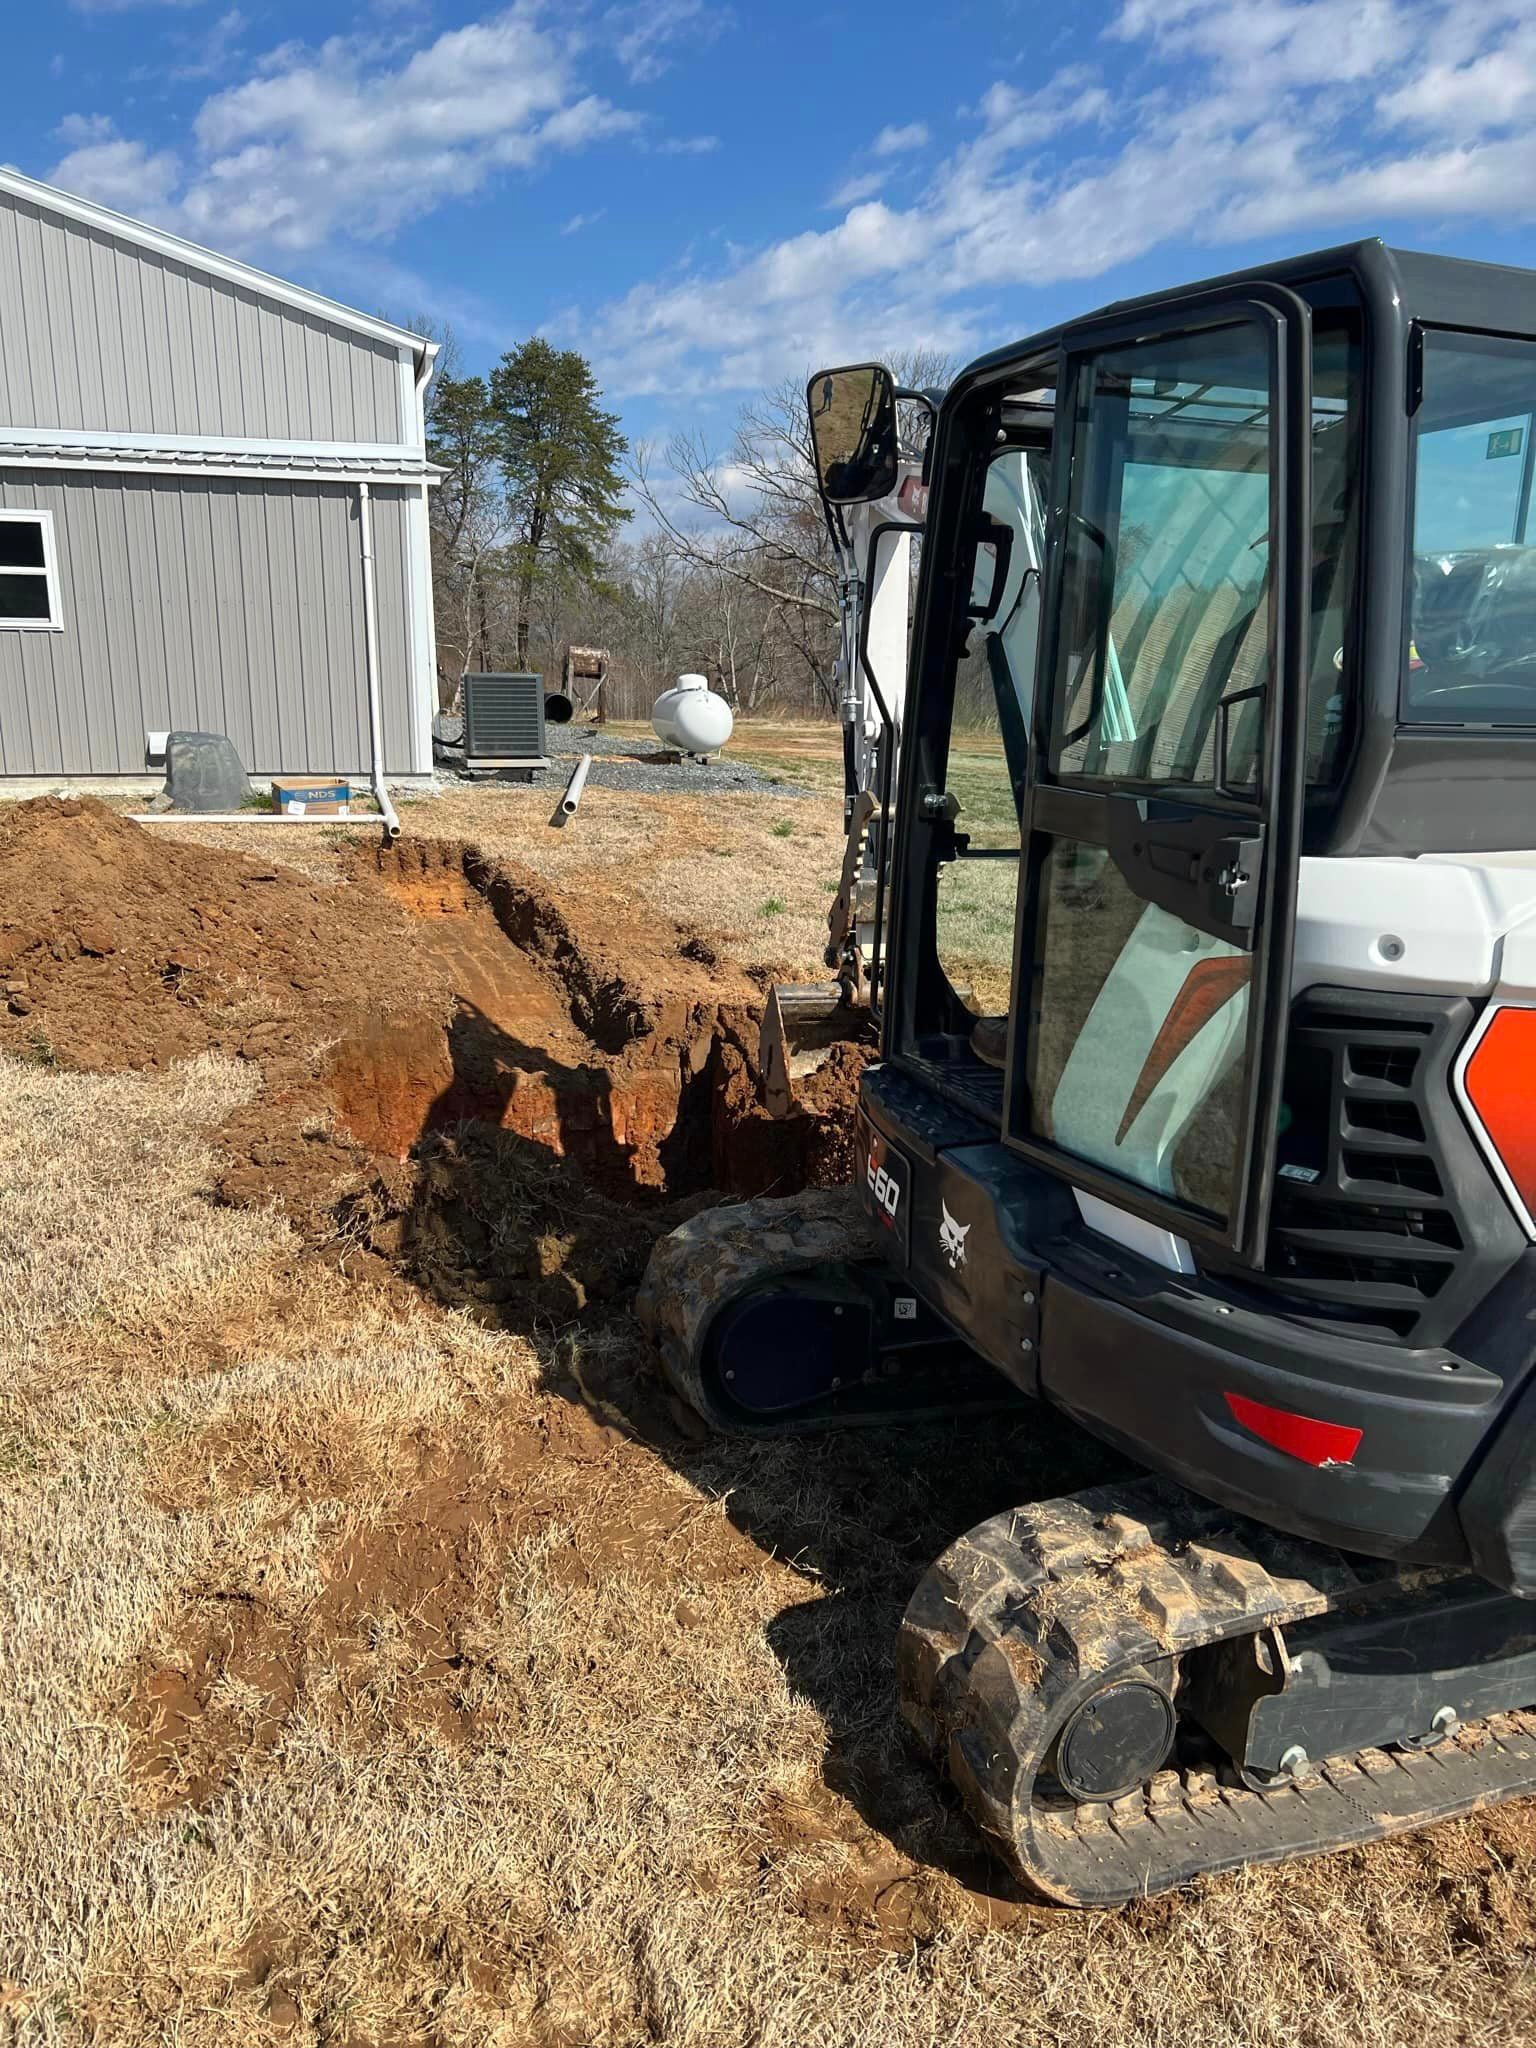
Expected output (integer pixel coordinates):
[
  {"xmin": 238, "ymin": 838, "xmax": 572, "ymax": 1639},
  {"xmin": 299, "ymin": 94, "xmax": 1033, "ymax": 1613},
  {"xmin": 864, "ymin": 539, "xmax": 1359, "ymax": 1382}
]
[
  {"xmin": 0, "ymin": 801, "xmax": 871, "ymax": 1316},
  {"xmin": 0, "ymin": 797, "xmax": 452, "ymax": 1074}
]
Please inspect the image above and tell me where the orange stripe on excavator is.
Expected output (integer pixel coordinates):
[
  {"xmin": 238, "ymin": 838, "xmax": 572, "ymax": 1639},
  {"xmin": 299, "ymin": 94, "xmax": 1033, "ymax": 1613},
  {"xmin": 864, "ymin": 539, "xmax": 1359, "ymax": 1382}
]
[
  {"xmin": 1464, "ymin": 1006, "xmax": 1536, "ymax": 1217},
  {"xmin": 1115, "ymin": 954, "xmax": 1252, "ymax": 1147}
]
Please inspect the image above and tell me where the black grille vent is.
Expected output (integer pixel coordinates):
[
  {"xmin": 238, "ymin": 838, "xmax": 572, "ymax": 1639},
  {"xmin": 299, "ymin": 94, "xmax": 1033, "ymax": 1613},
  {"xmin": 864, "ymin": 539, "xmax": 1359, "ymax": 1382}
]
[
  {"xmin": 463, "ymin": 673, "xmax": 546, "ymax": 763},
  {"xmin": 1263, "ymin": 990, "xmax": 1478, "ymax": 1342}
]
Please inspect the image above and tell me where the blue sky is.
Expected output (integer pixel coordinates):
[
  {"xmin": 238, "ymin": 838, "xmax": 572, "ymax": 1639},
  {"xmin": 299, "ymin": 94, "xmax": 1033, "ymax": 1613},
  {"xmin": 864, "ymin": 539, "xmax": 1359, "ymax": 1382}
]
[{"xmin": 10, "ymin": 0, "xmax": 1536, "ymax": 467}]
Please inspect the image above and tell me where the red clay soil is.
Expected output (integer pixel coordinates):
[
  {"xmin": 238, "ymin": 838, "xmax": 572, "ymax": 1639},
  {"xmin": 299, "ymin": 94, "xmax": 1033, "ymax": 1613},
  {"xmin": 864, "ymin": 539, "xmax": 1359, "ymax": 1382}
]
[
  {"xmin": 126, "ymin": 1406, "xmax": 770, "ymax": 1812},
  {"xmin": 0, "ymin": 797, "xmax": 452, "ymax": 1073},
  {"xmin": 0, "ymin": 801, "xmax": 870, "ymax": 1278},
  {"xmin": 335, "ymin": 838, "xmax": 764, "ymax": 1190}
]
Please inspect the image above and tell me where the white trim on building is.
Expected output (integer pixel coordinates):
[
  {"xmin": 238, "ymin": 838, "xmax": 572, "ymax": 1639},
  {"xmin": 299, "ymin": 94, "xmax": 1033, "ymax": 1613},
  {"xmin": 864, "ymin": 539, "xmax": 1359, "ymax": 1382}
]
[
  {"xmin": 0, "ymin": 444, "xmax": 438, "ymax": 486},
  {"xmin": 0, "ymin": 507, "xmax": 62, "ymax": 630},
  {"xmin": 0, "ymin": 425, "xmax": 432, "ymax": 461},
  {"xmin": 406, "ymin": 482, "xmax": 438, "ymax": 773}
]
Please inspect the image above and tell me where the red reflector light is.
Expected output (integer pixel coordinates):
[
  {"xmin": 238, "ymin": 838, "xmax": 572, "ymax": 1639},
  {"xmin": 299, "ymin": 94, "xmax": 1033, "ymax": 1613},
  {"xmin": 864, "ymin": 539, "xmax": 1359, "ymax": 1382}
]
[
  {"xmin": 1464, "ymin": 1007, "xmax": 1536, "ymax": 1218},
  {"xmin": 1223, "ymin": 1391, "xmax": 1363, "ymax": 1468}
]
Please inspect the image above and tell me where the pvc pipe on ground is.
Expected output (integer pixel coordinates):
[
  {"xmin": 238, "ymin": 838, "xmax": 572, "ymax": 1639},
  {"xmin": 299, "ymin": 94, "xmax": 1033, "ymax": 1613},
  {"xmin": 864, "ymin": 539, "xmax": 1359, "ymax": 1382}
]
[
  {"xmin": 127, "ymin": 811, "xmax": 386, "ymax": 827},
  {"xmin": 559, "ymin": 753, "xmax": 592, "ymax": 818},
  {"xmin": 357, "ymin": 481, "xmax": 403, "ymax": 840}
]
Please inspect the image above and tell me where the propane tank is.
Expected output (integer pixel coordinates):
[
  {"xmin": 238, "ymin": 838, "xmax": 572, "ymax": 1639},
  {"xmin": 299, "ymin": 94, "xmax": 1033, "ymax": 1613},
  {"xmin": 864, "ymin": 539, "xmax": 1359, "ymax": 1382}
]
[{"xmin": 652, "ymin": 673, "xmax": 733, "ymax": 756}]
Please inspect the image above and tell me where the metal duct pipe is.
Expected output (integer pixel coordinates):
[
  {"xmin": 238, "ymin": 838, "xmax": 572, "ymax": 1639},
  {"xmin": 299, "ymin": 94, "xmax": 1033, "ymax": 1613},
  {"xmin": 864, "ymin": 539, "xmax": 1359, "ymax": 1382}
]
[{"xmin": 357, "ymin": 481, "xmax": 402, "ymax": 841}]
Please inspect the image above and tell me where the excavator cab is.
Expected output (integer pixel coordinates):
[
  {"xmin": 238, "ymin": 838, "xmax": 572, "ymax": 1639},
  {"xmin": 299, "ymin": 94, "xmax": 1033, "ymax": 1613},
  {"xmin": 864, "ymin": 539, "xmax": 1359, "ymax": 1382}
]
[
  {"xmin": 642, "ymin": 243, "xmax": 1536, "ymax": 1903},
  {"xmin": 884, "ymin": 277, "xmax": 1347, "ymax": 1260}
]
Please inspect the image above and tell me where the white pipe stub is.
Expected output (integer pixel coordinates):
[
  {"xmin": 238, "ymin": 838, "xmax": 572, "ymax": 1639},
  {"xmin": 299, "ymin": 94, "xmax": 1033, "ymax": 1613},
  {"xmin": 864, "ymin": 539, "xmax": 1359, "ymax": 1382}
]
[{"xmin": 560, "ymin": 753, "xmax": 592, "ymax": 817}]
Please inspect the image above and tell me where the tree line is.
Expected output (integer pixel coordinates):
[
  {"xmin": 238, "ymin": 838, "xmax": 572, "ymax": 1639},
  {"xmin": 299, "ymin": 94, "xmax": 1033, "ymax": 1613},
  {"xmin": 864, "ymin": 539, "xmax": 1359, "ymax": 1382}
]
[{"xmin": 425, "ymin": 332, "xmax": 947, "ymax": 723}]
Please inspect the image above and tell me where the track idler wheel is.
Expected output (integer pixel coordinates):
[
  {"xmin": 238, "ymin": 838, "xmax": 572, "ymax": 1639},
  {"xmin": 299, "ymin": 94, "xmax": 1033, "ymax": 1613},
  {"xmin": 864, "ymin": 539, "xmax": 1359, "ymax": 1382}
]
[{"xmin": 1051, "ymin": 1672, "xmax": 1177, "ymax": 1805}]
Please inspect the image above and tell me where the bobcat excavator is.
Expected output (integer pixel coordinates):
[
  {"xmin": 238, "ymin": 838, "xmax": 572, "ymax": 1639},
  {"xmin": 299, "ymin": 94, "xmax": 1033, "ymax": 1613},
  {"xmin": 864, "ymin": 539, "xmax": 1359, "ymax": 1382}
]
[{"xmin": 638, "ymin": 240, "xmax": 1536, "ymax": 1905}]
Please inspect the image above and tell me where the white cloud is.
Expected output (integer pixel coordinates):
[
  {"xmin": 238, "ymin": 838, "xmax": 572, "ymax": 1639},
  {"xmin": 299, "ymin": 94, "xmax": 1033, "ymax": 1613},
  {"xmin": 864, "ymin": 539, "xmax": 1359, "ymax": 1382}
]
[
  {"xmin": 1376, "ymin": 11, "xmax": 1536, "ymax": 135},
  {"xmin": 45, "ymin": 4, "xmax": 660, "ymax": 252},
  {"xmin": 571, "ymin": 0, "xmax": 1536, "ymax": 399},
  {"xmin": 41, "ymin": 0, "xmax": 1536, "ymax": 415},
  {"xmin": 828, "ymin": 170, "xmax": 885, "ymax": 208},
  {"xmin": 562, "ymin": 208, "xmax": 607, "ymax": 235},
  {"xmin": 608, "ymin": 0, "xmax": 728, "ymax": 83},
  {"xmin": 54, "ymin": 113, "xmax": 118, "ymax": 148},
  {"xmin": 49, "ymin": 127, "xmax": 183, "ymax": 217},
  {"xmin": 1109, "ymin": 0, "xmax": 1417, "ymax": 87},
  {"xmin": 170, "ymin": 7, "xmax": 248, "ymax": 82},
  {"xmin": 873, "ymin": 121, "xmax": 929, "ymax": 156}
]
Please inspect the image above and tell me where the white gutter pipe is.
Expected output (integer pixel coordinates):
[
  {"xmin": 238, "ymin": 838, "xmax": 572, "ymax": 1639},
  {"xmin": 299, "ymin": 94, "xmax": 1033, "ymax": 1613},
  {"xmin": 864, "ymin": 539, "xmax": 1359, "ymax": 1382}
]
[
  {"xmin": 356, "ymin": 481, "xmax": 403, "ymax": 840},
  {"xmin": 127, "ymin": 811, "xmax": 385, "ymax": 828},
  {"xmin": 553, "ymin": 752, "xmax": 592, "ymax": 824}
]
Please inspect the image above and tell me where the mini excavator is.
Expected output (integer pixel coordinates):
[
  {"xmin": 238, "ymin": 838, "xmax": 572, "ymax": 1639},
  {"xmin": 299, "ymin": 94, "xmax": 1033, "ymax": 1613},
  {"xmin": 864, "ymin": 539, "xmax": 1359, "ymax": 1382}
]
[{"xmin": 639, "ymin": 242, "xmax": 1536, "ymax": 1904}]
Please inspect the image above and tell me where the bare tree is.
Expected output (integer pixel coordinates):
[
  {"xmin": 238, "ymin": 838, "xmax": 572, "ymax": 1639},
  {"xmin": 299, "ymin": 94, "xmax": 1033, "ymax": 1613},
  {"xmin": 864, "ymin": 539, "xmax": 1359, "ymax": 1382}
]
[{"xmin": 629, "ymin": 348, "xmax": 952, "ymax": 713}]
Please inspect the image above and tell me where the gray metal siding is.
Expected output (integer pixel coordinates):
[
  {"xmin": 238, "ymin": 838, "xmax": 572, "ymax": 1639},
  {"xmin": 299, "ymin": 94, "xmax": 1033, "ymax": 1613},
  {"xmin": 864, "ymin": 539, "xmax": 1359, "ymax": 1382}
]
[
  {"xmin": 0, "ymin": 195, "xmax": 405, "ymax": 445},
  {"xmin": 0, "ymin": 470, "xmax": 419, "ymax": 778}
]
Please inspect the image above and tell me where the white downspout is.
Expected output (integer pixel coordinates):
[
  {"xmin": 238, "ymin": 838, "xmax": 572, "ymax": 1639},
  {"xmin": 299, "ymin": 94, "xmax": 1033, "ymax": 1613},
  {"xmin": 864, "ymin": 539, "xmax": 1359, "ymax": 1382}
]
[
  {"xmin": 413, "ymin": 343, "xmax": 441, "ymax": 771},
  {"xmin": 357, "ymin": 480, "xmax": 402, "ymax": 840}
]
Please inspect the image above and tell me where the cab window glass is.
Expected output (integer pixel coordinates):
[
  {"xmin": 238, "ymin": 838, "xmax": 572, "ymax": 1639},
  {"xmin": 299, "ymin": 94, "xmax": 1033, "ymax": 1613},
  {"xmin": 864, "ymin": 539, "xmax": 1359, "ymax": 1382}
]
[
  {"xmin": 1410, "ymin": 330, "xmax": 1536, "ymax": 725},
  {"xmin": 1049, "ymin": 311, "xmax": 1361, "ymax": 786}
]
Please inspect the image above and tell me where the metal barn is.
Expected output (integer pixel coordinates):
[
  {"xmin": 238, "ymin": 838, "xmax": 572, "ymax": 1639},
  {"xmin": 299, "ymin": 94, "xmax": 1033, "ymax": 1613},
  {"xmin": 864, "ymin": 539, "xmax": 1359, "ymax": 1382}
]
[{"xmin": 0, "ymin": 167, "xmax": 438, "ymax": 789}]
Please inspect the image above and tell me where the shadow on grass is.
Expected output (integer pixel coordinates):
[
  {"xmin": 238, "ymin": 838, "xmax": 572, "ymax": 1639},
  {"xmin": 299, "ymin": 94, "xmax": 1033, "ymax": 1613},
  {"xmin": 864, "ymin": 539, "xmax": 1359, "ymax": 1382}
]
[{"xmin": 369, "ymin": 992, "xmax": 1131, "ymax": 1898}]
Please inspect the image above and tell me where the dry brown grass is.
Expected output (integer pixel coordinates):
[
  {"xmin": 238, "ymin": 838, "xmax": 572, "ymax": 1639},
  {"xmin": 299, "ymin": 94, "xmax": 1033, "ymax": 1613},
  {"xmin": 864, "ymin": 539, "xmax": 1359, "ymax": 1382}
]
[
  {"xmin": 145, "ymin": 774, "xmax": 845, "ymax": 991},
  {"xmin": 5, "ymin": 1047, "xmax": 1536, "ymax": 2046},
  {"xmin": 0, "ymin": 1054, "xmax": 283, "ymax": 1384}
]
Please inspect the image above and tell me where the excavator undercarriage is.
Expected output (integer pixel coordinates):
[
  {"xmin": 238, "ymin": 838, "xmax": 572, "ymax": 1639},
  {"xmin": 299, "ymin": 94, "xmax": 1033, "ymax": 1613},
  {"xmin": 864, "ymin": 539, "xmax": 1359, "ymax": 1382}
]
[
  {"xmin": 637, "ymin": 1197, "xmax": 1536, "ymax": 1904},
  {"xmin": 903, "ymin": 1480, "xmax": 1536, "ymax": 1905}
]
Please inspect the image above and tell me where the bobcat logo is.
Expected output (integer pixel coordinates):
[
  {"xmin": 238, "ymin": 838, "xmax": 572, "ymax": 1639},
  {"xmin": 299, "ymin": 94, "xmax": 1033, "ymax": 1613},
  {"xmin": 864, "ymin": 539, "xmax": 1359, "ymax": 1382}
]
[{"xmin": 939, "ymin": 1201, "xmax": 971, "ymax": 1271}]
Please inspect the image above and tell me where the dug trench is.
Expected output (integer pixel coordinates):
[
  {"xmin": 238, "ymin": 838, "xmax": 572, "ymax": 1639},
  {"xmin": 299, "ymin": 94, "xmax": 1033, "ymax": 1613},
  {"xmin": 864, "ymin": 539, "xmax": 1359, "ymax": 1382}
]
[
  {"xmin": 7, "ymin": 801, "xmax": 1103, "ymax": 1959},
  {"xmin": 0, "ymin": 797, "xmax": 866, "ymax": 1272},
  {"xmin": 208, "ymin": 833, "xmax": 879, "ymax": 1330}
]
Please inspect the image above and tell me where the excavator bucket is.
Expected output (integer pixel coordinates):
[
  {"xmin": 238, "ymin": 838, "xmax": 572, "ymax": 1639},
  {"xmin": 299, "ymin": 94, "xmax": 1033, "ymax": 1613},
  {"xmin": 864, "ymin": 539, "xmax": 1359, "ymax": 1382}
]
[
  {"xmin": 758, "ymin": 979, "xmax": 871, "ymax": 1118},
  {"xmin": 758, "ymin": 788, "xmax": 883, "ymax": 1118}
]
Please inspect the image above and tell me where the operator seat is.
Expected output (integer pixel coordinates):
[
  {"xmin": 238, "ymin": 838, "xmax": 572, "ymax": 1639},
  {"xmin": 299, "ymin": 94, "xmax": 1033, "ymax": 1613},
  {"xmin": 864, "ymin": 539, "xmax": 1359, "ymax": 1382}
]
[{"xmin": 1410, "ymin": 545, "xmax": 1536, "ymax": 718}]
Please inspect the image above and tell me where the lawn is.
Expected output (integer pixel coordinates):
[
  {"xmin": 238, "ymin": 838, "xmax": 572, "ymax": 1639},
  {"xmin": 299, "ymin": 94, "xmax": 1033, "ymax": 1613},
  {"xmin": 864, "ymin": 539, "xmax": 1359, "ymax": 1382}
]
[{"xmin": 4, "ymin": 774, "xmax": 1535, "ymax": 2048}]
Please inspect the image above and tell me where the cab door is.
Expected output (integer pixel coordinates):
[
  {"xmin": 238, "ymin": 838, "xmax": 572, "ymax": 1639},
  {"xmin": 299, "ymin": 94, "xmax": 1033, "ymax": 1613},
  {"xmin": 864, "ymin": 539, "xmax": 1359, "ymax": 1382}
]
[{"xmin": 1005, "ymin": 290, "xmax": 1313, "ymax": 1265}]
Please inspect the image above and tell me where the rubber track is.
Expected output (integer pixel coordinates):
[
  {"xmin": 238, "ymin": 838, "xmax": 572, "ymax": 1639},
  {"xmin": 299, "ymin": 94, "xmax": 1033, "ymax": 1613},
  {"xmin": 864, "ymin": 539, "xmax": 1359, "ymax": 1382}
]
[
  {"xmin": 635, "ymin": 1186, "xmax": 879, "ymax": 1430},
  {"xmin": 900, "ymin": 1474, "xmax": 1536, "ymax": 1906}
]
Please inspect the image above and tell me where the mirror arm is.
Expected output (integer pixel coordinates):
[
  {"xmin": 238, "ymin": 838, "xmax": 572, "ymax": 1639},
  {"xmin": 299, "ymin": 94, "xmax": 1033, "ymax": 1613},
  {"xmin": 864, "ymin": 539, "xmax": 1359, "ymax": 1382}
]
[{"xmin": 892, "ymin": 386, "xmax": 941, "ymax": 489}]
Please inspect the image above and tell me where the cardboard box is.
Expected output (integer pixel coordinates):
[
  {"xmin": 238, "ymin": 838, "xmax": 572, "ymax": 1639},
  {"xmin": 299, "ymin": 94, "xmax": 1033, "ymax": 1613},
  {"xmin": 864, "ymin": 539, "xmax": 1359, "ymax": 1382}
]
[{"xmin": 271, "ymin": 776, "xmax": 350, "ymax": 817}]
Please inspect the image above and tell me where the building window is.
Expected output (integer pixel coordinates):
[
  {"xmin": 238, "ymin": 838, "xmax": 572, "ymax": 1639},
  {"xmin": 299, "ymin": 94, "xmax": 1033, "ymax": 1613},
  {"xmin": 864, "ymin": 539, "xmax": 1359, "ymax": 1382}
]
[{"xmin": 0, "ymin": 511, "xmax": 61, "ymax": 630}]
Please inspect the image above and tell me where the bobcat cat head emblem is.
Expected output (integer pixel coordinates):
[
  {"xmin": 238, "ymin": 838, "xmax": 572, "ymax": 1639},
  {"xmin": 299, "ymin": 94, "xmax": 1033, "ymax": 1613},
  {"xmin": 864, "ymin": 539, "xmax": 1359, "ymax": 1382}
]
[{"xmin": 939, "ymin": 1201, "xmax": 971, "ymax": 1271}]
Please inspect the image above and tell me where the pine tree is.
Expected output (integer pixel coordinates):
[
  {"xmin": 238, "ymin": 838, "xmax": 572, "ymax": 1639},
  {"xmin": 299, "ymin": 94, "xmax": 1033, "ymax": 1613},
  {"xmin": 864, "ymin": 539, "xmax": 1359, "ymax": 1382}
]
[{"xmin": 488, "ymin": 339, "xmax": 630, "ymax": 667}]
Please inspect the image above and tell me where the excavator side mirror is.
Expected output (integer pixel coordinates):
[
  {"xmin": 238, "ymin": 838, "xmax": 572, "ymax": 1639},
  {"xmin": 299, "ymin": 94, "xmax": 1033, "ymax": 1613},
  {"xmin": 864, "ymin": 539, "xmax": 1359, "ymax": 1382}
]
[{"xmin": 807, "ymin": 363, "xmax": 900, "ymax": 505}]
